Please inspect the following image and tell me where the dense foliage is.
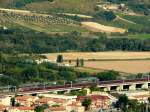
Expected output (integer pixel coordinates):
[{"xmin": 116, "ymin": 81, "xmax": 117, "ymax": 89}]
[
  {"xmin": 0, "ymin": 53, "xmax": 122, "ymax": 86},
  {"xmin": 115, "ymin": 95, "xmax": 150, "ymax": 112},
  {"xmin": 94, "ymin": 11, "xmax": 116, "ymax": 21},
  {"xmin": 0, "ymin": 29, "xmax": 149, "ymax": 53},
  {"xmin": 13, "ymin": 0, "xmax": 53, "ymax": 7}
]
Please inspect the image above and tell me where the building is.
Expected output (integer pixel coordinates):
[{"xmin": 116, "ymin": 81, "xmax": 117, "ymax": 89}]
[
  {"xmin": 8, "ymin": 106, "xmax": 35, "ymax": 112},
  {"xmin": 38, "ymin": 94, "xmax": 77, "ymax": 105},
  {"xmin": 118, "ymin": 90, "xmax": 149, "ymax": 103},
  {"xmin": 36, "ymin": 97, "xmax": 67, "ymax": 106},
  {"xmin": 44, "ymin": 106, "xmax": 66, "ymax": 112},
  {"xmin": 67, "ymin": 101, "xmax": 85, "ymax": 112},
  {"xmin": 77, "ymin": 94, "xmax": 111, "ymax": 110},
  {"xmin": 15, "ymin": 96, "xmax": 38, "ymax": 106},
  {"xmin": 0, "ymin": 95, "xmax": 12, "ymax": 106},
  {"xmin": 0, "ymin": 104, "xmax": 6, "ymax": 112}
]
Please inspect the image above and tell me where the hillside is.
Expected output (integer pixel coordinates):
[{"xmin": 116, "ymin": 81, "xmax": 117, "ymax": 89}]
[{"xmin": 0, "ymin": 0, "xmax": 150, "ymax": 37}]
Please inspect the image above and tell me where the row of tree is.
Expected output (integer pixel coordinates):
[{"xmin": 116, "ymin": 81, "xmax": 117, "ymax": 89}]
[{"xmin": 0, "ymin": 29, "xmax": 149, "ymax": 53}]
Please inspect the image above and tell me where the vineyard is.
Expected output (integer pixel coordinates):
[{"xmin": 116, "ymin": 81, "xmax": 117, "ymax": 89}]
[
  {"xmin": 0, "ymin": 8, "xmax": 80, "ymax": 25},
  {"xmin": 0, "ymin": 8, "xmax": 86, "ymax": 33}
]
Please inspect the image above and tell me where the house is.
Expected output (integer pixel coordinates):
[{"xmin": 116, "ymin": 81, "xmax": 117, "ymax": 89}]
[
  {"xmin": 0, "ymin": 95, "xmax": 12, "ymax": 106},
  {"xmin": 77, "ymin": 94, "xmax": 111, "ymax": 110},
  {"xmin": 0, "ymin": 104, "xmax": 6, "ymax": 112},
  {"xmin": 44, "ymin": 106, "xmax": 66, "ymax": 112},
  {"xmin": 16, "ymin": 96, "xmax": 38, "ymax": 106},
  {"xmin": 35, "ymin": 97, "xmax": 51, "ymax": 106},
  {"xmin": 129, "ymin": 95, "xmax": 149, "ymax": 103},
  {"xmin": 118, "ymin": 90, "xmax": 149, "ymax": 103},
  {"xmin": 90, "ymin": 95, "xmax": 110, "ymax": 109},
  {"xmin": 38, "ymin": 94, "xmax": 77, "ymax": 106},
  {"xmin": 67, "ymin": 101, "xmax": 85, "ymax": 112},
  {"xmin": 36, "ymin": 97, "xmax": 67, "ymax": 107},
  {"xmin": 8, "ymin": 106, "xmax": 35, "ymax": 112}
]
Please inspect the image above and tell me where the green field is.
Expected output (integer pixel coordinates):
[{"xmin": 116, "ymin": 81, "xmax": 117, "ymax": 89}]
[
  {"xmin": 23, "ymin": 0, "xmax": 97, "ymax": 14},
  {"xmin": 128, "ymin": 34, "xmax": 150, "ymax": 39}
]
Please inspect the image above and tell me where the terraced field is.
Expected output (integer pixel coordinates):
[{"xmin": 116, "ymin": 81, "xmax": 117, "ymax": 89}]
[{"xmin": 0, "ymin": 8, "xmax": 89, "ymax": 33}]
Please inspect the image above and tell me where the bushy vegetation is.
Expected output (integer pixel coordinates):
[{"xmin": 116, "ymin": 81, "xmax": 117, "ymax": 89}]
[
  {"xmin": 115, "ymin": 94, "xmax": 150, "ymax": 112},
  {"xmin": 94, "ymin": 11, "xmax": 116, "ymax": 22},
  {"xmin": 0, "ymin": 28, "xmax": 149, "ymax": 53},
  {"xmin": 0, "ymin": 53, "xmax": 123, "ymax": 86}
]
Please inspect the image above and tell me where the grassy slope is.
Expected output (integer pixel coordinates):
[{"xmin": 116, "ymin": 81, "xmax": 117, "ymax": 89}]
[
  {"xmin": 24, "ymin": 0, "xmax": 97, "ymax": 14},
  {"xmin": 0, "ymin": 0, "xmax": 150, "ymax": 38},
  {"xmin": 0, "ymin": 0, "xmax": 95, "ymax": 33}
]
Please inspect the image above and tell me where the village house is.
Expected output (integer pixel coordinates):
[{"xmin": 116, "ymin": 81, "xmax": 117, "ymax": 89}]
[
  {"xmin": 0, "ymin": 104, "xmax": 6, "ymax": 112},
  {"xmin": 66, "ymin": 101, "xmax": 85, "ymax": 112},
  {"xmin": 0, "ymin": 95, "xmax": 12, "ymax": 106},
  {"xmin": 77, "ymin": 94, "xmax": 111, "ymax": 110},
  {"xmin": 36, "ymin": 97, "xmax": 67, "ymax": 107},
  {"xmin": 8, "ymin": 106, "xmax": 35, "ymax": 112},
  {"xmin": 15, "ymin": 96, "xmax": 38, "ymax": 106},
  {"xmin": 38, "ymin": 94, "xmax": 77, "ymax": 106},
  {"xmin": 44, "ymin": 106, "xmax": 66, "ymax": 112},
  {"xmin": 118, "ymin": 90, "xmax": 149, "ymax": 103}
]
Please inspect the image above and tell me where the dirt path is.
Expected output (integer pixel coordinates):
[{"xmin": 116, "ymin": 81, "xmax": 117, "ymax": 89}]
[
  {"xmin": 81, "ymin": 22, "xmax": 126, "ymax": 33},
  {"xmin": 58, "ymin": 13, "xmax": 93, "ymax": 19},
  {"xmin": 116, "ymin": 15, "xmax": 136, "ymax": 24}
]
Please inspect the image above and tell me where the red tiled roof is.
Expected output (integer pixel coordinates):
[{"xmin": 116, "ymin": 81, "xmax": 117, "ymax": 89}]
[
  {"xmin": 0, "ymin": 104, "xmax": 6, "ymax": 110},
  {"xmin": 50, "ymin": 98, "xmax": 66, "ymax": 103},
  {"xmin": 49, "ymin": 106, "xmax": 65, "ymax": 111},
  {"xmin": 37, "ymin": 97, "xmax": 51, "ymax": 103},
  {"xmin": 90, "ymin": 95, "xmax": 110, "ymax": 100},
  {"xmin": 17, "ymin": 106, "xmax": 35, "ymax": 110},
  {"xmin": 77, "ymin": 96, "xmax": 86, "ymax": 101},
  {"xmin": 16, "ymin": 96, "xmax": 36, "ymax": 101},
  {"xmin": 67, "ymin": 101, "xmax": 81, "ymax": 106},
  {"xmin": 132, "ymin": 95, "xmax": 149, "ymax": 99},
  {"xmin": 77, "ymin": 95, "xmax": 110, "ymax": 101},
  {"xmin": 37, "ymin": 97, "xmax": 66, "ymax": 104}
]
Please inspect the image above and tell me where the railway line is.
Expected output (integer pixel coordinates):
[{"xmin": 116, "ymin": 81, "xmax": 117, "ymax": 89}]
[{"xmin": 17, "ymin": 77, "xmax": 150, "ymax": 94}]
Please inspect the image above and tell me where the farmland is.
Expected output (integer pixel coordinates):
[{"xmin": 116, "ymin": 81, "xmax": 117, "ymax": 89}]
[
  {"xmin": 45, "ymin": 52, "xmax": 150, "ymax": 61},
  {"xmin": 84, "ymin": 60, "xmax": 150, "ymax": 74},
  {"xmin": 45, "ymin": 52, "xmax": 150, "ymax": 74},
  {"xmin": 0, "ymin": 8, "xmax": 89, "ymax": 33}
]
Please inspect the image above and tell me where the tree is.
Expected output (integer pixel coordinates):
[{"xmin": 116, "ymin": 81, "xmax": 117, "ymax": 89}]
[
  {"xmin": 97, "ymin": 70, "xmax": 119, "ymax": 81},
  {"xmin": 59, "ymin": 70, "xmax": 77, "ymax": 81},
  {"xmin": 94, "ymin": 11, "xmax": 116, "ymax": 21},
  {"xmin": 35, "ymin": 104, "xmax": 49, "ymax": 112},
  {"xmin": 22, "ymin": 66, "xmax": 39, "ymax": 81},
  {"xmin": 90, "ymin": 85, "xmax": 100, "ymax": 92},
  {"xmin": 116, "ymin": 94, "xmax": 129, "ymax": 112},
  {"xmin": 128, "ymin": 99, "xmax": 139, "ymax": 112},
  {"xmin": 82, "ymin": 97, "xmax": 92, "ymax": 110},
  {"xmin": 11, "ymin": 97, "xmax": 15, "ymax": 107},
  {"xmin": 4, "ymin": 109, "xmax": 8, "ymax": 112},
  {"xmin": 76, "ymin": 58, "xmax": 79, "ymax": 67},
  {"xmin": 56, "ymin": 55, "xmax": 63, "ymax": 63},
  {"xmin": 80, "ymin": 59, "xmax": 84, "ymax": 67},
  {"xmin": 148, "ymin": 97, "xmax": 150, "ymax": 104}
]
